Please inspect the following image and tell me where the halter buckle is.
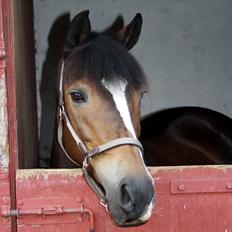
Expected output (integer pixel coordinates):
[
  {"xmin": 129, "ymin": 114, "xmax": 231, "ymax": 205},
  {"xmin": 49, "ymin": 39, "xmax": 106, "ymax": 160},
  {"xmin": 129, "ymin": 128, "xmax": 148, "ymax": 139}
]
[
  {"xmin": 59, "ymin": 104, "xmax": 65, "ymax": 117},
  {"xmin": 88, "ymin": 147, "xmax": 100, "ymax": 158},
  {"xmin": 58, "ymin": 92, "xmax": 63, "ymax": 107},
  {"xmin": 82, "ymin": 157, "xmax": 88, "ymax": 169},
  {"xmin": 82, "ymin": 147, "xmax": 100, "ymax": 169}
]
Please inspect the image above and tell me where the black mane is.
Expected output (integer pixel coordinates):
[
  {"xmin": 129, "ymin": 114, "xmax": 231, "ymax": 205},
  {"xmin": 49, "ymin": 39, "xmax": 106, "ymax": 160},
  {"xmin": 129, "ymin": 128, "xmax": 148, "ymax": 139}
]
[{"xmin": 64, "ymin": 33, "xmax": 147, "ymax": 89}]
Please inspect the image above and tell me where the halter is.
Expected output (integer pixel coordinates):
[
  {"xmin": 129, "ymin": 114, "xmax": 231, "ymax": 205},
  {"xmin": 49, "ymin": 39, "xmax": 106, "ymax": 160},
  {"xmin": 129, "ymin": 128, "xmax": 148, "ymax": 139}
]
[{"xmin": 57, "ymin": 61, "xmax": 144, "ymax": 210}]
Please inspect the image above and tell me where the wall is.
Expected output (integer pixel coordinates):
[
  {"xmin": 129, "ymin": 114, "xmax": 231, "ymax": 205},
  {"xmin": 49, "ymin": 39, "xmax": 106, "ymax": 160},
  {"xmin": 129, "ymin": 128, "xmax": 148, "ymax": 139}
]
[
  {"xmin": 0, "ymin": 71, "xmax": 8, "ymax": 167},
  {"xmin": 34, "ymin": 0, "xmax": 232, "ymax": 166}
]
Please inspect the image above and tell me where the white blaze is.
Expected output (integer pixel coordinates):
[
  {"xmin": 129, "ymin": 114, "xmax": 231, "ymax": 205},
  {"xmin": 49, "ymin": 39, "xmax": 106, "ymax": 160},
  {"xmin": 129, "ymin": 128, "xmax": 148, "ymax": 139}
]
[
  {"xmin": 102, "ymin": 80, "xmax": 136, "ymax": 138},
  {"xmin": 102, "ymin": 79, "xmax": 155, "ymax": 222},
  {"xmin": 102, "ymin": 79, "xmax": 154, "ymax": 184}
]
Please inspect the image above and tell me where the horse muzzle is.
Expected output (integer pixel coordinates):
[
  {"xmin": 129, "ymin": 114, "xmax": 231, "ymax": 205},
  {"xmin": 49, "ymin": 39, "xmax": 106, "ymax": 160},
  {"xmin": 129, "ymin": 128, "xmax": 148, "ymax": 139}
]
[{"xmin": 106, "ymin": 176, "xmax": 155, "ymax": 227}]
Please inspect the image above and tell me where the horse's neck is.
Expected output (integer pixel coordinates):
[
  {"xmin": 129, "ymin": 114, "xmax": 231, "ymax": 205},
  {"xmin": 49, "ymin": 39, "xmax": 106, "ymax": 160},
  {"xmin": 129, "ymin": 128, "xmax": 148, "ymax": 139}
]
[
  {"xmin": 50, "ymin": 111, "xmax": 80, "ymax": 168},
  {"xmin": 50, "ymin": 137, "xmax": 77, "ymax": 168}
]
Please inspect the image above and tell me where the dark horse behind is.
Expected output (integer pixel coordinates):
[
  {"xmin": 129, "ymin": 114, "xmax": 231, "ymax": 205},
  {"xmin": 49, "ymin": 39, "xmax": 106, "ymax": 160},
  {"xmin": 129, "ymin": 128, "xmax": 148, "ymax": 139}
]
[{"xmin": 141, "ymin": 106, "xmax": 232, "ymax": 166}]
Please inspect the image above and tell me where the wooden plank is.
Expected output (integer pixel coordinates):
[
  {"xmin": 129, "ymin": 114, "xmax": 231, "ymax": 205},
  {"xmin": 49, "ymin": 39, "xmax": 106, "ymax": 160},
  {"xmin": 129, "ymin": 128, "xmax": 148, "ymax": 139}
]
[
  {"xmin": 0, "ymin": 0, "xmax": 8, "ymax": 168},
  {"xmin": 0, "ymin": 168, "xmax": 11, "ymax": 232},
  {"xmin": 13, "ymin": 0, "xmax": 38, "ymax": 168},
  {"xmin": 16, "ymin": 166, "xmax": 232, "ymax": 232},
  {"xmin": 2, "ymin": 0, "xmax": 19, "ymax": 231}
]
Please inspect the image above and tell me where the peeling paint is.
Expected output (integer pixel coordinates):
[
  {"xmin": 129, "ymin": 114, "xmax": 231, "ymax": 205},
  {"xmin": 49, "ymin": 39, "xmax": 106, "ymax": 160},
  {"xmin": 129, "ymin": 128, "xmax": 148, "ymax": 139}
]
[
  {"xmin": 148, "ymin": 165, "xmax": 232, "ymax": 175},
  {"xmin": 0, "ymin": 74, "xmax": 9, "ymax": 167},
  {"xmin": 17, "ymin": 169, "xmax": 83, "ymax": 180},
  {"xmin": 16, "ymin": 165, "xmax": 232, "ymax": 180}
]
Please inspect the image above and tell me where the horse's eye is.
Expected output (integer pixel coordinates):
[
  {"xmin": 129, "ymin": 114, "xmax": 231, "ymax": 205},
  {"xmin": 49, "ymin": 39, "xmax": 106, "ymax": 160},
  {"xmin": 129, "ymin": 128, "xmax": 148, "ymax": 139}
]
[{"xmin": 70, "ymin": 91, "xmax": 86, "ymax": 103}]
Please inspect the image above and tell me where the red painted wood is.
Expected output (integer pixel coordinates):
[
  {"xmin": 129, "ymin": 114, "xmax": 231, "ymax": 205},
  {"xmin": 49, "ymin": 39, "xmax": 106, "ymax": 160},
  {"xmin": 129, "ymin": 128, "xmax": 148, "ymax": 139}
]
[
  {"xmin": 0, "ymin": 0, "xmax": 13, "ymax": 231},
  {"xmin": 16, "ymin": 166, "xmax": 232, "ymax": 232},
  {"xmin": 2, "ymin": 0, "xmax": 19, "ymax": 171},
  {"xmin": 0, "ymin": 168, "xmax": 11, "ymax": 232}
]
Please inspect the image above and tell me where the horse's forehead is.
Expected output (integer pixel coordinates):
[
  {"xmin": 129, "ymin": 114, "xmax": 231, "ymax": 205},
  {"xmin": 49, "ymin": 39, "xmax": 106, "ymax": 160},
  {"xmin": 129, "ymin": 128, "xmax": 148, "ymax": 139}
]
[
  {"xmin": 101, "ymin": 79, "xmax": 137, "ymax": 138},
  {"xmin": 101, "ymin": 79, "xmax": 127, "ymax": 95}
]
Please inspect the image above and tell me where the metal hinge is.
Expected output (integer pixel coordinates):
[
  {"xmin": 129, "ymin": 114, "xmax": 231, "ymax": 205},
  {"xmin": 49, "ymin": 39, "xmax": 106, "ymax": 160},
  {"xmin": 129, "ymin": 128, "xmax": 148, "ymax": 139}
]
[{"xmin": 1, "ymin": 204, "xmax": 95, "ymax": 232}]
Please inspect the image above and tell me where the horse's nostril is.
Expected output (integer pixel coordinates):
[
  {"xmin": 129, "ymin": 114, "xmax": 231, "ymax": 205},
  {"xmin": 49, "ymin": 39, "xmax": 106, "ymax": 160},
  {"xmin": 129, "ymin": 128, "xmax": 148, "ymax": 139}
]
[{"xmin": 119, "ymin": 184, "xmax": 135, "ymax": 213}]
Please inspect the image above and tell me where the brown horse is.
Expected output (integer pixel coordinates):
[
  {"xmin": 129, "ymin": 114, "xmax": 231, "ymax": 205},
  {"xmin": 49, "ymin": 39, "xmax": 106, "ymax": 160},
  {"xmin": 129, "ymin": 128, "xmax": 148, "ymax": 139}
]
[
  {"xmin": 141, "ymin": 107, "xmax": 232, "ymax": 166},
  {"xmin": 51, "ymin": 11, "xmax": 154, "ymax": 226}
]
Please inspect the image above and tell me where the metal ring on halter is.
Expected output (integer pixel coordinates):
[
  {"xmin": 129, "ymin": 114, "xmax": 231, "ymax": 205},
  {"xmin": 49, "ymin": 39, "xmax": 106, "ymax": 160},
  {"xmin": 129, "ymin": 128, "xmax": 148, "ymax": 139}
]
[{"xmin": 100, "ymin": 199, "xmax": 110, "ymax": 213}]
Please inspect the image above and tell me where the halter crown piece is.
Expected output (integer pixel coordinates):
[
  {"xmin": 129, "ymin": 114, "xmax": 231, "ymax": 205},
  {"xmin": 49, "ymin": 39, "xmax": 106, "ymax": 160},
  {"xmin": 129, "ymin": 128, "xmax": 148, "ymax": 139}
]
[{"xmin": 57, "ymin": 61, "xmax": 144, "ymax": 211}]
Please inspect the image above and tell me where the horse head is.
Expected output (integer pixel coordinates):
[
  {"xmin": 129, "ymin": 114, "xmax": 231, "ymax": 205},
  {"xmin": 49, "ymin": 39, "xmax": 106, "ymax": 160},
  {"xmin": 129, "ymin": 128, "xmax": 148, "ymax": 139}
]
[{"xmin": 57, "ymin": 10, "xmax": 155, "ymax": 226}]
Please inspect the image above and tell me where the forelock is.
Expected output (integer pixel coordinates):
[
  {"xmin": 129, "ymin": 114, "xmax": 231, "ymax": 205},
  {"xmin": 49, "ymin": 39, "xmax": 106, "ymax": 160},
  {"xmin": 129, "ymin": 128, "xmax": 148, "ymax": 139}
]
[{"xmin": 63, "ymin": 33, "xmax": 147, "ymax": 90}]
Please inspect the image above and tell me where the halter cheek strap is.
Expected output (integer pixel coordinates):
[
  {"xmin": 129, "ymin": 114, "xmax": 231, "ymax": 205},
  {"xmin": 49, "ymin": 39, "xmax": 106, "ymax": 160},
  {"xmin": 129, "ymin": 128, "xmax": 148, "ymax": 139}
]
[{"xmin": 57, "ymin": 61, "xmax": 144, "ymax": 209}]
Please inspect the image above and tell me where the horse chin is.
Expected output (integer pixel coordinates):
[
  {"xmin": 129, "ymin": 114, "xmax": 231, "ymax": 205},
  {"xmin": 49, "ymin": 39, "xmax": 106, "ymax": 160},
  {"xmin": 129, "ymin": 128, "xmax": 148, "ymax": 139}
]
[
  {"xmin": 109, "ymin": 196, "xmax": 155, "ymax": 227},
  {"xmin": 115, "ymin": 218, "xmax": 147, "ymax": 227}
]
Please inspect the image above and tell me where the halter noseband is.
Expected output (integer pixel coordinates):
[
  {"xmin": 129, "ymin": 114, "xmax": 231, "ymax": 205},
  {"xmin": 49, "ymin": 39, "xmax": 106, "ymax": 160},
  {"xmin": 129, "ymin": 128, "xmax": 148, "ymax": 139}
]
[{"xmin": 57, "ymin": 61, "xmax": 144, "ymax": 209}]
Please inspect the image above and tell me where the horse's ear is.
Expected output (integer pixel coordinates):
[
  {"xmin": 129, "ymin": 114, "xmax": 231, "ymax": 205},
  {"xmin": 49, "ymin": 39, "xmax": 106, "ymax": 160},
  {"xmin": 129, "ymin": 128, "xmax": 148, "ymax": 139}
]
[
  {"xmin": 118, "ymin": 13, "xmax": 143, "ymax": 50},
  {"xmin": 64, "ymin": 10, "xmax": 91, "ymax": 52}
]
